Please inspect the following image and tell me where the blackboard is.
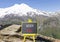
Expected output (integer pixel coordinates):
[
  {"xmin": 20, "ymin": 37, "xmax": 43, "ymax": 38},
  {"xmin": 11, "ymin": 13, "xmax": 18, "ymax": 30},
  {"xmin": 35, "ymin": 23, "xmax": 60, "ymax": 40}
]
[{"xmin": 22, "ymin": 23, "xmax": 37, "ymax": 34}]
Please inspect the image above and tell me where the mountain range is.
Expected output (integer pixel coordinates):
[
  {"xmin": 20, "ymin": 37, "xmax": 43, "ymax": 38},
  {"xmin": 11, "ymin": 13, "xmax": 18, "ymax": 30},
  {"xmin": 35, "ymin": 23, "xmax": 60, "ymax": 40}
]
[
  {"xmin": 0, "ymin": 3, "xmax": 60, "ymax": 25},
  {"xmin": 0, "ymin": 3, "xmax": 59, "ymax": 18}
]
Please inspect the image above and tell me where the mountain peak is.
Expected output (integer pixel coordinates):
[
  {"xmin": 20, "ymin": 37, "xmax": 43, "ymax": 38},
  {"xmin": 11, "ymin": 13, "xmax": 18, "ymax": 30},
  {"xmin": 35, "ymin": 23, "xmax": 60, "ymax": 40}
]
[
  {"xmin": 13, "ymin": 3, "xmax": 29, "ymax": 7},
  {"xmin": 0, "ymin": 3, "xmax": 34, "ymax": 17},
  {"xmin": 0, "ymin": 3, "xmax": 51, "ymax": 18},
  {"xmin": 9, "ymin": 3, "xmax": 34, "ymax": 14},
  {"xmin": 20, "ymin": 3, "xmax": 29, "ymax": 6}
]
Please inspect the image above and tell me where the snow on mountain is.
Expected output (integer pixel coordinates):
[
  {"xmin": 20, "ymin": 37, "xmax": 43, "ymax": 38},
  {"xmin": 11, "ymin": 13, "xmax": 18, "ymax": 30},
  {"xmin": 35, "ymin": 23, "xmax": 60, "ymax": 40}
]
[{"xmin": 0, "ymin": 3, "xmax": 52, "ymax": 18}]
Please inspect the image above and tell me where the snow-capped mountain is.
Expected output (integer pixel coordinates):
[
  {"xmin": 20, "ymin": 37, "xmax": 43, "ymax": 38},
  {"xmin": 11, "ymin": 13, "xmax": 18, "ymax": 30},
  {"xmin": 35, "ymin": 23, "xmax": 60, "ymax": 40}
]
[{"xmin": 0, "ymin": 3, "xmax": 52, "ymax": 18}]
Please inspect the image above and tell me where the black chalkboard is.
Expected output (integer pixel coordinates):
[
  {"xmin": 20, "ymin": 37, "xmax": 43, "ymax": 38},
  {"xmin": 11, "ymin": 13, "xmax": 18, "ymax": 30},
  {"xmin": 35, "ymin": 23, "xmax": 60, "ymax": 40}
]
[{"xmin": 22, "ymin": 23, "xmax": 37, "ymax": 34}]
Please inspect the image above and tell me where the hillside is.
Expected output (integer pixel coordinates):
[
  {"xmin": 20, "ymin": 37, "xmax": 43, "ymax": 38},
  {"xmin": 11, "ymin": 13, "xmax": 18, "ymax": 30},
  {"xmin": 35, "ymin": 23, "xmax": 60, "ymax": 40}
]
[{"xmin": 0, "ymin": 24, "xmax": 60, "ymax": 42}]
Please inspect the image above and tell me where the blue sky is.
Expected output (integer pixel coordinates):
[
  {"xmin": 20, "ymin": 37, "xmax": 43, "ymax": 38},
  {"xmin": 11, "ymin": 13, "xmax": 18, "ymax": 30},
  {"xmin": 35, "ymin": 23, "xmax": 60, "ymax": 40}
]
[{"xmin": 0, "ymin": 0, "xmax": 60, "ymax": 12}]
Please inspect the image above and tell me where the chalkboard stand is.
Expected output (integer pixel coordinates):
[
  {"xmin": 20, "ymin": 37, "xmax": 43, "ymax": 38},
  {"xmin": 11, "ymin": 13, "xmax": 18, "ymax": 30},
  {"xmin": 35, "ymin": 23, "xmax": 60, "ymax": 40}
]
[
  {"xmin": 23, "ymin": 19, "xmax": 37, "ymax": 42},
  {"xmin": 23, "ymin": 34, "xmax": 36, "ymax": 42}
]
